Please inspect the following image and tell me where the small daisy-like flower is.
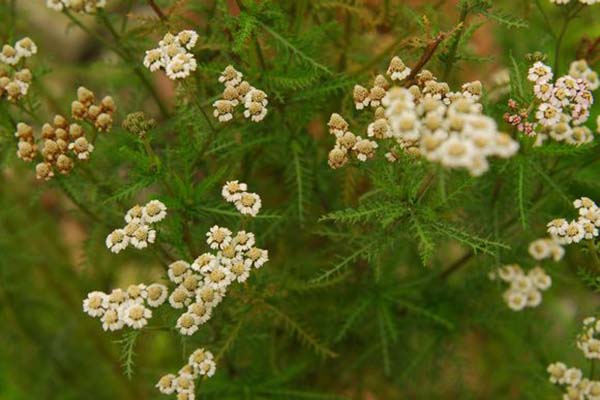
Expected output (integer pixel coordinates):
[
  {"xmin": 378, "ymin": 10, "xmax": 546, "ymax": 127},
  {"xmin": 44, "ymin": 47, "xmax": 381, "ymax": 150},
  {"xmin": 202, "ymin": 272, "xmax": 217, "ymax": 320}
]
[
  {"xmin": 386, "ymin": 56, "xmax": 411, "ymax": 81},
  {"xmin": 574, "ymin": 197, "xmax": 597, "ymax": 213},
  {"xmin": 35, "ymin": 162, "xmax": 54, "ymax": 181},
  {"xmin": 105, "ymin": 229, "xmax": 130, "ymax": 253},
  {"xmin": 173, "ymin": 374, "xmax": 195, "ymax": 394},
  {"xmin": 221, "ymin": 180, "xmax": 247, "ymax": 202},
  {"xmin": 121, "ymin": 303, "xmax": 152, "ymax": 329},
  {"xmin": 586, "ymin": 381, "xmax": 600, "ymax": 400},
  {"xmin": 563, "ymin": 220, "xmax": 585, "ymax": 244},
  {"xmin": 181, "ymin": 274, "xmax": 202, "ymax": 293},
  {"xmin": 107, "ymin": 288, "xmax": 128, "ymax": 308},
  {"xmin": 327, "ymin": 113, "xmax": 349, "ymax": 137},
  {"xmin": 125, "ymin": 205, "xmax": 144, "ymax": 223},
  {"xmin": 0, "ymin": 44, "xmax": 21, "ymax": 65},
  {"xmin": 142, "ymin": 200, "xmax": 167, "ymax": 223},
  {"xmin": 527, "ymin": 61, "xmax": 553, "ymax": 83},
  {"xmin": 510, "ymin": 275, "xmax": 533, "ymax": 292},
  {"xmin": 503, "ymin": 289, "xmax": 527, "ymax": 311},
  {"xmin": 130, "ymin": 224, "xmax": 156, "ymax": 249},
  {"xmin": 535, "ymin": 102, "xmax": 561, "ymax": 126},
  {"xmin": 197, "ymin": 358, "xmax": 217, "ymax": 377},
  {"xmin": 528, "ymin": 238, "xmax": 552, "ymax": 260},
  {"xmin": 46, "ymin": 0, "xmax": 65, "ymax": 11},
  {"xmin": 369, "ymin": 86, "xmax": 387, "ymax": 108},
  {"xmin": 206, "ymin": 225, "xmax": 233, "ymax": 250},
  {"xmin": 176, "ymin": 312, "xmax": 200, "ymax": 336},
  {"xmin": 68, "ymin": 137, "xmax": 95, "ymax": 160},
  {"xmin": 168, "ymin": 261, "xmax": 191, "ymax": 284},
  {"xmin": 234, "ymin": 192, "xmax": 262, "ymax": 217},
  {"xmin": 328, "ymin": 146, "xmax": 349, "ymax": 169},
  {"xmin": 352, "ymin": 137, "xmax": 378, "ymax": 162},
  {"xmin": 146, "ymin": 283, "xmax": 169, "ymax": 307},
  {"xmin": 126, "ymin": 284, "xmax": 147, "ymax": 303},
  {"xmin": 233, "ymin": 230, "xmax": 255, "ymax": 251},
  {"xmin": 143, "ymin": 48, "xmax": 163, "ymax": 72},
  {"xmin": 178, "ymin": 364, "xmax": 197, "ymax": 379},
  {"xmin": 188, "ymin": 348, "xmax": 214, "ymax": 368},
  {"xmin": 353, "ymin": 85, "xmax": 370, "ymax": 110},
  {"xmin": 243, "ymin": 101, "xmax": 268, "ymax": 122},
  {"xmin": 165, "ymin": 53, "xmax": 197, "ymax": 80},
  {"xmin": 497, "ymin": 264, "xmax": 523, "ymax": 282},
  {"xmin": 367, "ymin": 118, "xmax": 392, "ymax": 140},
  {"xmin": 525, "ymin": 289, "xmax": 542, "ymax": 307},
  {"xmin": 176, "ymin": 30, "xmax": 199, "ymax": 50},
  {"xmin": 169, "ymin": 286, "xmax": 193, "ymax": 309},
  {"xmin": 101, "ymin": 308, "xmax": 124, "ymax": 331},
  {"xmin": 187, "ymin": 301, "xmax": 212, "ymax": 324},
  {"xmin": 579, "ymin": 217, "xmax": 599, "ymax": 239},
  {"xmin": 528, "ymin": 267, "xmax": 552, "ymax": 290},
  {"xmin": 83, "ymin": 291, "xmax": 108, "ymax": 317},
  {"xmin": 564, "ymin": 368, "xmax": 583, "ymax": 386},
  {"xmin": 547, "ymin": 362, "xmax": 567, "ymax": 384},
  {"xmin": 213, "ymin": 100, "xmax": 235, "ymax": 122},
  {"xmin": 14, "ymin": 37, "xmax": 37, "ymax": 58},
  {"xmin": 196, "ymin": 285, "xmax": 225, "ymax": 308},
  {"xmin": 246, "ymin": 247, "xmax": 269, "ymax": 268},
  {"xmin": 547, "ymin": 218, "xmax": 569, "ymax": 238},
  {"xmin": 245, "ymin": 88, "xmax": 268, "ymax": 107},
  {"xmin": 581, "ymin": 338, "xmax": 600, "ymax": 359},
  {"xmin": 219, "ymin": 65, "xmax": 243, "ymax": 87},
  {"xmin": 191, "ymin": 253, "xmax": 217, "ymax": 274},
  {"xmin": 229, "ymin": 257, "xmax": 252, "ymax": 283},
  {"xmin": 203, "ymin": 264, "xmax": 234, "ymax": 290},
  {"xmin": 156, "ymin": 373, "xmax": 177, "ymax": 395}
]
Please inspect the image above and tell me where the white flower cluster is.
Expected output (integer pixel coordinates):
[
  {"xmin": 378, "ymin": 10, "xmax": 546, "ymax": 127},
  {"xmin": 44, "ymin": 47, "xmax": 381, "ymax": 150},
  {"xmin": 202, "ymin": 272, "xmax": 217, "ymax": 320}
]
[
  {"xmin": 46, "ymin": 0, "xmax": 107, "ymax": 13},
  {"xmin": 489, "ymin": 265, "xmax": 552, "ymax": 311},
  {"xmin": 549, "ymin": 0, "xmax": 599, "ymax": 4},
  {"xmin": 167, "ymin": 225, "xmax": 268, "ymax": 336},
  {"xmin": 527, "ymin": 61, "xmax": 595, "ymax": 146},
  {"xmin": 547, "ymin": 197, "xmax": 600, "ymax": 245},
  {"xmin": 213, "ymin": 65, "xmax": 268, "ymax": 123},
  {"xmin": 570, "ymin": 60, "xmax": 600, "ymax": 91},
  {"xmin": 327, "ymin": 56, "xmax": 519, "ymax": 175},
  {"xmin": 0, "ymin": 37, "xmax": 37, "ymax": 102},
  {"xmin": 83, "ymin": 283, "xmax": 168, "ymax": 331},
  {"xmin": 143, "ymin": 31, "xmax": 198, "ymax": 80},
  {"xmin": 221, "ymin": 180, "xmax": 262, "ymax": 217},
  {"xmin": 105, "ymin": 200, "xmax": 167, "ymax": 253},
  {"xmin": 547, "ymin": 317, "xmax": 600, "ymax": 399},
  {"xmin": 156, "ymin": 348, "xmax": 216, "ymax": 400}
]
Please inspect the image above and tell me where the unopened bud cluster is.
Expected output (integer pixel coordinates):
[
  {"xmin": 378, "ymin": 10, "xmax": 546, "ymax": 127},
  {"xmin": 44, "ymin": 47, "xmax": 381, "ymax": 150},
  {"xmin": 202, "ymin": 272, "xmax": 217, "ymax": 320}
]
[
  {"xmin": 71, "ymin": 86, "xmax": 116, "ymax": 131},
  {"xmin": 46, "ymin": 0, "xmax": 107, "ymax": 14},
  {"xmin": 143, "ymin": 31, "xmax": 198, "ymax": 80},
  {"xmin": 328, "ymin": 56, "xmax": 519, "ymax": 176},
  {"xmin": 0, "ymin": 37, "xmax": 37, "ymax": 102},
  {"xmin": 122, "ymin": 111, "xmax": 156, "ymax": 138},
  {"xmin": 105, "ymin": 200, "xmax": 167, "ymax": 253},
  {"xmin": 156, "ymin": 348, "xmax": 216, "ymax": 400},
  {"xmin": 213, "ymin": 65, "xmax": 268, "ymax": 123},
  {"xmin": 83, "ymin": 283, "xmax": 168, "ymax": 331}
]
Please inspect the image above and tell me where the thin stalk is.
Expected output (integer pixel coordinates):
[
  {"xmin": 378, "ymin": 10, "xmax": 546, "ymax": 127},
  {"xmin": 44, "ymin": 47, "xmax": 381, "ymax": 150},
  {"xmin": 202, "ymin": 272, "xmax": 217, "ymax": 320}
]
[
  {"xmin": 442, "ymin": 5, "xmax": 469, "ymax": 81},
  {"xmin": 553, "ymin": 4, "xmax": 584, "ymax": 74},
  {"xmin": 146, "ymin": 0, "xmax": 167, "ymax": 21}
]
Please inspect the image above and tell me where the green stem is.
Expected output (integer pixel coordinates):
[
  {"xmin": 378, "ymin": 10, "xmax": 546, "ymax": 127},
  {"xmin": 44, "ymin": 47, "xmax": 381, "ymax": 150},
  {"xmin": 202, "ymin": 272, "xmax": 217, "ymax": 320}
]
[
  {"xmin": 587, "ymin": 240, "xmax": 600, "ymax": 271},
  {"xmin": 442, "ymin": 5, "xmax": 469, "ymax": 82},
  {"xmin": 553, "ymin": 4, "xmax": 584, "ymax": 74}
]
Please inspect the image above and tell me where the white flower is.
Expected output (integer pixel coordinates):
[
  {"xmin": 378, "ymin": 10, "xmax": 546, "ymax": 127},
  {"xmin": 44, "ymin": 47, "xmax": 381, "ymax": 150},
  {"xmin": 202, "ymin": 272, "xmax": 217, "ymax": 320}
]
[
  {"xmin": 528, "ymin": 267, "xmax": 552, "ymax": 290},
  {"xmin": 187, "ymin": 301, "xmax": 212, "ymax": 324},
  {"xmin": 165, "ymin": 53, "xmax": 197, "ymax": 80},
  {"xmin": 581, "ymin": 338, "xmax": 600, "ymax": 359},
  {"xmin": 234, "ymin": 192, "xmax": 262, "ymax": 216},
  {"xmin": 203, "ymin": 263, "xmax": 234, "ymax": 290},
  {"xmin": 156, "ymin": 374, "xmax": 177, "ymax": 395},
  {"xmin": 176, "ymin": 30, "xmax": 199, "ymax": 50},
  {"xmin": 497, "ymin": 264, "xmax": 522, "ymax": 282},
  {"xmin": 196, "ymin": 285, "xmax": 225, "ymax": 308},
  {"xmin": 547, "ymin": 218, "xmax": 569, "ymax": 238},
  {"xmin": 146, "ymin": 283, "xmax": 169, "ymax": 307},
  {"xmin": 107, "ymin": 288, "xmax": 128, "ymax": 308},
  {"xmin": 528, "ymin": 239, "xmax": 552, "ymax": 260},
  {"xmin": 120, "ymin": 303, "xmax": 152, "ymax": 329},
  {"xmin": 168, "ymin": 286, "xmax": 193, "ymax": 309},
  {"xmin": 503, "ymin": 290, "xmax": 527, "ymax": 311},
  {"xmin": 527, "ymin": 61, "xmax": 553, "ymax": 83},
  {"xmin": 143, "ymin": 48, "xmax": 164, "ymax": 72},
  {"xmin": 547, "ymin": 362, "xmax": 567, "ymax": 384},
  {"xmin": 213, "ymin": 100, "xmax": 235, "ymax": 122},
  {"xmin": 0, "ymin": 45, "xmax": 21, "ymax": 65},
  {"xmin": 142, "ymin": 200, "xmax": 167, "ymax": 223},
  {"xmin": 243, "ymin": 101, "xmax": 268, "ymax": 122},
  {"xmin": 510, "ymin": 275, "xmax": 533, "ymax": 292},
  {"xmin": 536, "ymin": 102, "xmax": 562, "ymax": 126},
  {"xmin": 46, "ymin": 0, "xmax": 65, "ymax": 11},
  {"xmin": 563, "ymin": 220, "xmax": 585, "ymax": 244},
  {"xmin": 564, "ymin": 368, "xmax": 583, "ymax": 386},
  {"xmin": 83, "ymin": 291, "xmax": 108, "ymax": 317},
  {"xmin": 246, "ymin": 247, "xmax": 269, "ymax": 268},
  {"xmin": 386, "ymin": 56, "xmax": 411, "ymax": 81},
  {"xmin": 168, "ymin": 260, "xmax": 191, "ymax": 283},
  {"xmin": 221, "ymin": 180, "xmax": 247, "ymax": 202},
  {"xmin": 105, "ymin": 229, "xmax": 130, "ymax": 253},
  {"xmin": 191, "ymin": 253, "xmax": 217, "ymax": 274},
  {"xmin": 229, "ymin": 257, "xmax": 252, "ymax": 283},
  {"xmin": 124, "ymin": 205, "xmax": 144, "ymax": 223},
  {"xmin": 101, "ymin": 308, "xmax": 124, "ymax": 331},
  {"xmin": 176, "ymin": 312, "xmax": 200, "ymax": 336},
  {"xmin": 525, "ymin": 289, "xmax": 542, "ymax": 307},
  {"xmin": 173, "ymin": 374, "xmax": 195, "ymax": 394},
  {"xmin": 129, "ymin": 224, "xmax": 156, "ymax": 249},
  {"xmin": 14, "ymin": 37, "xmax": 37, "ymax": 58},
  {"xmin": 206, "ymin": 225, "xmax": 232, "ymax": 250},
  {"xmin": 219, "ymin": 65, "xmax": 243, "ymax": 87},
  {"xmin": 197, "ymin": 358, "xmax": 217, "ymax": 377},
  {"xmin": 233, "ymin": 230, "xmax": 255, "ymax": 251},
  {"xmin": 188, "ymin": 348, "xmax": 214, "ymax": 370}
]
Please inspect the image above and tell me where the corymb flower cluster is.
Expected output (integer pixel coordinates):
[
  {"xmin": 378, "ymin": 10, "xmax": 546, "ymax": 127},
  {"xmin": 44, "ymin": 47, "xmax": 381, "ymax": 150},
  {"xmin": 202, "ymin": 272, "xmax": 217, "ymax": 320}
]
[
  {"xmin": 213, "ymin": 65, "xmax": 269, "ymax": 123},
  {"xmin": 105, "ymin": 200, "xmax": 167, "ymax": 253},
  {"xmin": 83, "ymin": 283, "xmax": 168, "ymax": 331},
  {"xmin": 489, "ymin": 265, "xmax": 552, "ymax": 311},
  {"xmin": 506, "ymin": 60, "xmax": 596, "ymax": 146},
  {"xmin": 46, "ymin": 0, "xmax": 107, "ymax": 13},
  {"xmin": 143, "ymin": 31, "xmax": 198, "ymax": 80},
  {"xmin": 156, "ymin": 348, "xmax": 216, "ymax": 400},
  {"xmin": 547, "ymin": 197, "xmax": 600, "ymax": 245},
  {"xmin": 327, "ymin": 56, "xmax": 519, "ymax": 176},
  {"xmin": 0, "ymin": 37, "xmax": 36, "ymax": 102},
  {"xmin": 221, "ymin": 180, "xmax": 262, "ymax": 217},
  {"xmin": 549, "ymin": 0, "xmax": 599, "ymax": 4},
  {"xmin": 547, "ymin": 317, "xmax": 600, "ymax": 399},
  {"xmin": 168, "ymin": 225, "xmax": 268, "ymax": 336},
  {"xmin": 15, "ymin": 87, "xmax": 116, "ymax": 181}
]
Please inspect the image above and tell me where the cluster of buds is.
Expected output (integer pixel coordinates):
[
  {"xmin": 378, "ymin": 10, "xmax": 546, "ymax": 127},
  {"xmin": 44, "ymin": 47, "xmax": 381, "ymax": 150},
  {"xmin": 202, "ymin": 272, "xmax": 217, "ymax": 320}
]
[
  {"xmin": 213, "ymin": 65, "xmax": 268, "ymax": 123},
  {"xmin": 82, "ymin": 283, "xmax": 168, "ymax": 331},
  {"xmin": 524, "ymin": 61, "xmax": 595, "ymax": 146},
  {"xmin": 143, "ymin": 31, "xmax": 198, "ymax": 80},
  {"xmin": 121, "ymin": 111, "xmax": 156, "ymax": 138},
  {"xmin": 46, "ymin": 0, "xmax": 107, "ymax": 14},
  {"xmin": 105, "ymin": 200, "xmax": 167, "ymax": 253},
  {"xmin": 156, "ymin": 348, "xmax": 216, "ymax": 400},
  {"xmin": 488, "ymin": 265, "xmax": 552, "ymax": 311},
  {"xmin": 547, "ymin": 197, "xmax": 600, "ymax": 245},
  {"xmin": 547, "ymin": 317, "xmax": 600, "ymax": 400},
  {"xmin": 221, "ymin": 180, "xmax": 263, "ymax": 217},
  {"xmin": 503, "ymin": 99, "xmax": 535, "ymax": 136},
  {"xmin": 0, "ymin": 37, "xmax": 37, "ymax": 102},
  {"xmin": 167, "ymin": 223, "xmax": 268, "ymax": 336},
  {"xmin": 326, "ymin": 113, "xmax": 378, "ymax": 168},
  {"xmin": 15, "ymin": 117, "xmax": 94, "ymax": 180},
  {"xmin": 327, "ymin": 56, "xmax": 518, "ymax": 176},
  {"xmin": 71, "ymin": 86, "xmax": 116, "ymax": 131}
]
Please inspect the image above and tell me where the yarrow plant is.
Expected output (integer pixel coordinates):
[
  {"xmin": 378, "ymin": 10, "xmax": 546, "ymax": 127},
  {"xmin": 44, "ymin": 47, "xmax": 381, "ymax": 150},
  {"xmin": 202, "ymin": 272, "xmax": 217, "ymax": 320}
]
[{"xmin": 4, "ymin": 1, "xmax": 600, "ymax": 399}]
